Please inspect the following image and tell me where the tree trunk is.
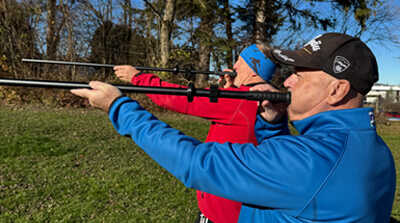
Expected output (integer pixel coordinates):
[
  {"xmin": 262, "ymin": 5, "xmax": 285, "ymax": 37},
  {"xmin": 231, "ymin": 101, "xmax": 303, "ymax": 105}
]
[
  {"xmin": 106, "ymin": 0, "xmax": 113, "ymax": 21},
  {"xmin": 122, "ymin": 0, "xmax": 132, "ymax": 26},
  {"xmin": 196, "ymin": 18, "xmax": 213, "ymax": 87},
  {"xmin": 60, "ymin": 1, "xmax": 75, "ymax": 79},
  {"xmin": 0, "ymin": 1, "xmax": 16, "ymax": 73},
  {"xmin": 223, "ymin": 0, "xmax": 233, "ymax": 68},
  {"xmin": 254, "ymin": 0, "xmax": 267, "ymax": 43},
  {"xmin": 46, "ymin": 0, "xmax": 58, "ymax": 58},
  {"xmin": 145, "ymin": 11, "xmax": 156, "ymax": 66},
  {"xmin": 160, "ymin": 0, "xmax": 175, "ymax": 67}
]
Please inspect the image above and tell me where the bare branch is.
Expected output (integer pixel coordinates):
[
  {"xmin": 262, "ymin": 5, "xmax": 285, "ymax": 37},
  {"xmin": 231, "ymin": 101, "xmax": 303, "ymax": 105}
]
[
  {"xmin": 143, "ymin": 0, "xmax": 161, "ymax": 18},
  {"xmin": 78, "ymin": 0, "xmax": 104, "ymax": 21}
]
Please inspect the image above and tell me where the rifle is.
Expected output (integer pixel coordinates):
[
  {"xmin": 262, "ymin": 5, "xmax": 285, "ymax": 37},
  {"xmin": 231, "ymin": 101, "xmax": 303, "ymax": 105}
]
[
  {"xmin": 0, "ymin": 58, "xmax": 290, "ymax": 103},
  {"xmin": 0, "ymin": 78, "xmax": 290, "ymax": 103},
  {"xmin": 21, "ymin": 58, "xmax": 237, "ymax": 78}
]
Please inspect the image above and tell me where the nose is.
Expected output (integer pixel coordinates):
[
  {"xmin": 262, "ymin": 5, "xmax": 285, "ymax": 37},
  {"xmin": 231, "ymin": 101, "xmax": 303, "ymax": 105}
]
[{"xmin": 283, "ymin": 74, "xmax": 298, "ymax": 88}]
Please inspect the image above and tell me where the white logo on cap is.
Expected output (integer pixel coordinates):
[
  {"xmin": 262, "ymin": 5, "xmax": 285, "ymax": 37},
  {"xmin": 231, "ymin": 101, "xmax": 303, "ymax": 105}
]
[
  {"xmin": 304, "ymin": 34, "xmax": 323, "ymax": 52},
  {"xmin": 304, "ymin": 39, "xmax": 322, "ymax": 52},
  {"xmin": 333, "ymin": 56, "xmax": 350, "ymax": 73},
  {"xmin": 273, "ymin": 49, "xmax": 295, "ymax": 62}
]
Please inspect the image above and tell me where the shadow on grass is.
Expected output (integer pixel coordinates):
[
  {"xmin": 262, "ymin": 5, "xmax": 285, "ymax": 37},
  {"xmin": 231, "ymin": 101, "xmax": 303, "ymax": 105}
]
[{"xmin": 391, "ymin": 217, "xmax": 400, "ymax": 223}]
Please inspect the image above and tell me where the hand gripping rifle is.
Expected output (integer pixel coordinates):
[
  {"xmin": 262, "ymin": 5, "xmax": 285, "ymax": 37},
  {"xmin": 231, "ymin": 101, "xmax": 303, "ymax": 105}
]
[{"xmin": 0, "ymin": 59, "xmax": 291, "ymax": 103}]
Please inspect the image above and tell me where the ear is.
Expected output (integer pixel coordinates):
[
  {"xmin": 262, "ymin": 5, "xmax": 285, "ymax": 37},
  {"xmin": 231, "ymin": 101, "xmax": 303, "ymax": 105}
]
[{"xmin": 326, "ymin": 79, "xmax": 351, "ymax": 105}]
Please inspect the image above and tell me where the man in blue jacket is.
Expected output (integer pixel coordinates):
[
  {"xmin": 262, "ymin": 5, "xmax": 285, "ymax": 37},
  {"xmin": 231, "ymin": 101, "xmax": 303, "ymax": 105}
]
[{"xmin": 71, "ymin": 33, "xmax": 396, "ymax": 222}]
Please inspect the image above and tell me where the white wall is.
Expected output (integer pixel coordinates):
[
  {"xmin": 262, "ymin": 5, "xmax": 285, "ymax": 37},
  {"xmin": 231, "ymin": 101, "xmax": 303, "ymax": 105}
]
[{"xmin": 365, "ymin": 84, "xmax": 400, "ymax": 103}]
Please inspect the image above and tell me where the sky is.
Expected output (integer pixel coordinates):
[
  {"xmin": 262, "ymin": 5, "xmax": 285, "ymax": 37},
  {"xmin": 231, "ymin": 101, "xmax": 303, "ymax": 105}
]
[
  {"xmin": 131, "ymin": 0, "xmax": 400, "ymax": 85},
  {"xmin": 230, "ymin": 0, "xmax": 400, "ymax": 85},
  {"xmin": 343, "ymin": 0, "xmax": 400, "ymax": 86},
  {"xmin": 371, "ymin": 43, "xmax": 400, "ymax": 85},
  {"xmin": 286, "ymin": 1, "xmax": 400, "ymax": 86}
]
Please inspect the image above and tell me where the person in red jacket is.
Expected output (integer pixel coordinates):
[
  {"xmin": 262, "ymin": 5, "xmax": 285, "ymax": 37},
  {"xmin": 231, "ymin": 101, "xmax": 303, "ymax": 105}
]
[{"xmin": 113, "ymin": 43, "xmax": 276, "ymax": 223}]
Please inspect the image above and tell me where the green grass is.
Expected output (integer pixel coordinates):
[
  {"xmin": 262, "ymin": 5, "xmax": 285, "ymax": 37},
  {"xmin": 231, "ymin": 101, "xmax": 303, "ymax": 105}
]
[
  {"xmin": 378, "ymin": 122, "xmax": 400, "ymax": 222},
  {"xmin": 0, "ymin": 106, "xmax": 399, "ymax": 222},
  {"xmin": 0, "ymin": 106, "xmax": 208, "ymax": 222}
]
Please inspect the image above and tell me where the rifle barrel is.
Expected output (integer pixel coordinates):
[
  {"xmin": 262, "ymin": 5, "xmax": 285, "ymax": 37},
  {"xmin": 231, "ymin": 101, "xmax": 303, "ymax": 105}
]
[
  {"xmin": 0, "ymin": 78, "xmax": 290, "ymax": 103},
  {"xmin": 22, "ymin": 58, "xmax": 115, "ymax": 68},
  {"xmin": 21, "ymin": 58, "xmax": 237, "ymax": 77}
]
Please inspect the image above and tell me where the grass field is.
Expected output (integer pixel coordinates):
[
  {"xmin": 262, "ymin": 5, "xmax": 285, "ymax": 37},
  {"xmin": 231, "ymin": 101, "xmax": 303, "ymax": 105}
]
[{"xmin": 0, "ymin": 106, "xmax": 399, "ymax": 222}]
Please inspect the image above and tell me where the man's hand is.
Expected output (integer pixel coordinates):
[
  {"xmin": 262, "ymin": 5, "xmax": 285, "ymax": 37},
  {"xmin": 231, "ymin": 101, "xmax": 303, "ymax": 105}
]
[
  {"xmin": 70, "ymin": 81, "xmax": 122, "ymax": 113},
  {"xmin": 218, "ymin": 69, "xmax": 234, "ymax": 88},
  {"xmin": 250, "ymin": 83, "xmax": 287, "ymax": 123},
  {"xmin": 114, "ymin": 65, "xmax": 141, "ymax": 82}
]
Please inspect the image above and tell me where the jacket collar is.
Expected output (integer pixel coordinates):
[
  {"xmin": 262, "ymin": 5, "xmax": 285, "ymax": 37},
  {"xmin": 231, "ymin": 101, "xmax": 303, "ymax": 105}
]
[{"xmin": 292, "ymin": 108, "xmax": 376, "ymax": 135}]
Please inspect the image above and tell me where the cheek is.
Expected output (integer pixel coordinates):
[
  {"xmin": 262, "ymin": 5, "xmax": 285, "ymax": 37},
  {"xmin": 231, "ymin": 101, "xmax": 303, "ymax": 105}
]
[
  {"xmin": 297, "ymin": 81, "xmax": 320, "ymax": 98},
  {"xmin": 233, "ymin": 69, "xmax": 246, "ymax": 84},
  {"xmin": 289, "ymin": 84, "xmax": 316, "ymax": 112}
]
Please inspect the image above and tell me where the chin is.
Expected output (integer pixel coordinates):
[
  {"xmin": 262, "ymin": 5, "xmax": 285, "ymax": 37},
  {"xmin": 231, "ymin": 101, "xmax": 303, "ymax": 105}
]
[{"xmin": 287, "ymin": 108, "xmax": 300, "ymax": 121}]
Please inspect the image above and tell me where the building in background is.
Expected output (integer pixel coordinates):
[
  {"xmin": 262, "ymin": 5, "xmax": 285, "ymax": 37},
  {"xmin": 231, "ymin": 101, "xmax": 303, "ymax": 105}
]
[{"xmin": 365, "ymin": 84, "xmax": 400, "ymax": 104}]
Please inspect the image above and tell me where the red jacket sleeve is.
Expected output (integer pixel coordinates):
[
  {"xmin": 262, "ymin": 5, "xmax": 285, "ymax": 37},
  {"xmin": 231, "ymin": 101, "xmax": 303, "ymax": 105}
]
[{"xmin": 131, "ymin": 73, "xmax": 254, "ymax": 123}]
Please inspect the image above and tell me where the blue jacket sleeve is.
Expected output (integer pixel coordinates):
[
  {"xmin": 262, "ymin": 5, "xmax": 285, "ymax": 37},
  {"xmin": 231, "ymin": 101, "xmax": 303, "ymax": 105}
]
[
  {"xmin": 109, "ymin": 97, "xmax": 336, "ymax": 215},
  {"xmin": 254, "ymin": 114, "xmax": 290, "ymax": 143}
]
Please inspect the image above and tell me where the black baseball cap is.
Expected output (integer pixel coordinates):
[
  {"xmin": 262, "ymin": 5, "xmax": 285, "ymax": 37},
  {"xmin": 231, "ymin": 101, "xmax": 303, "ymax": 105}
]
[{"xmin": 269, "ymin": 33, "xmax": 378, "ymax": 95}]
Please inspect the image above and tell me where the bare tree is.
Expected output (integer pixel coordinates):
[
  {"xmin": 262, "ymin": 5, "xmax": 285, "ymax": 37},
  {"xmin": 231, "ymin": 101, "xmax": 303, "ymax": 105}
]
[
  {"xmin": 0, "ymin": 0, "xmax": 37, "ymax": 76},
  {"xmin": 222, "ymin": 0, "xmax": 234, "ymax": 68},
  {"xmin": 180, "ymin": 0, "xmax": 218, "ymax": 86},
  {"xmin": 143, "ymin": 0, "xmax": 176, "ymax": 67},
  {"xmin": 335, "ymin": 0, "xmax": 400, "ymax": 45},
  {"xmin": 160, "ymin": 0, "xmax": 175, "ymax": 67},
  {"xmin": 120, "ymin": 0, "xmax": 132, "ymax": 26},
  {"xmin": 46, "ymin": 0, "xmax": 67, "ymax": 59},
  {"xmin": 254, "ymin": 0, "xmax": 267, "ymax": 43},
  {"xmin": 59, "ymin": 0, "xmax": 74, "ymax": 60}
]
